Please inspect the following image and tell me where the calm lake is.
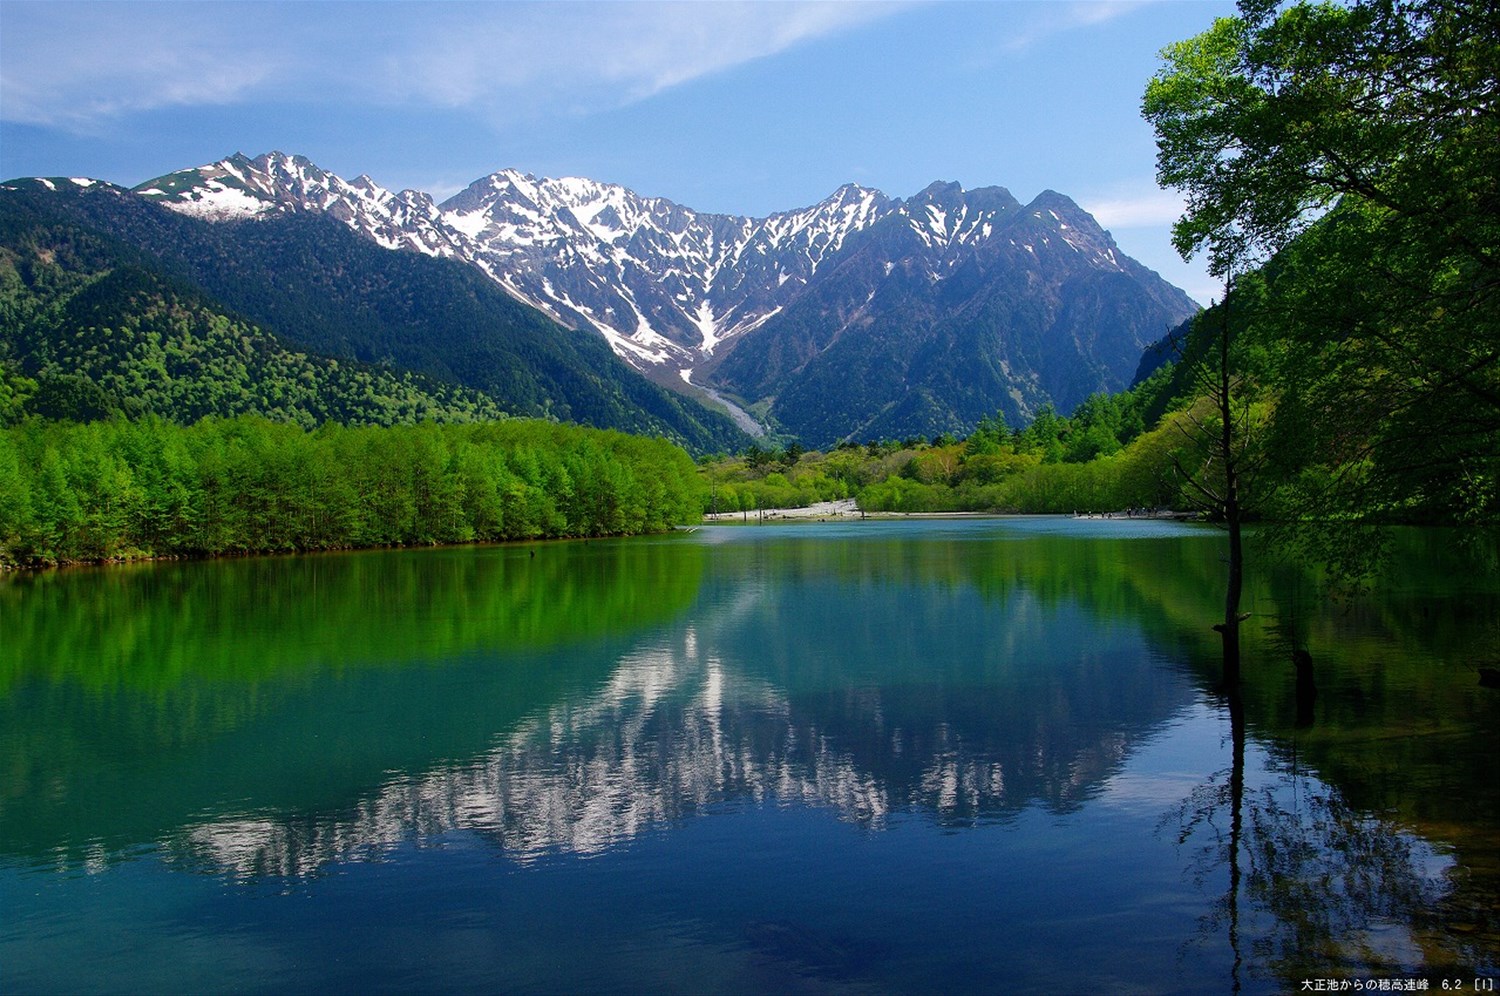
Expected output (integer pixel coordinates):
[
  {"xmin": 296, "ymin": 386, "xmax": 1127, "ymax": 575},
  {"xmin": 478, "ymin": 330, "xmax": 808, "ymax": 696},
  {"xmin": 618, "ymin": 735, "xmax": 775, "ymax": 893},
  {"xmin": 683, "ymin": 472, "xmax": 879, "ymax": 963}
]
[{"xmin": 2, "ymin": 518, "xmax": 1496, "ymax": 993}]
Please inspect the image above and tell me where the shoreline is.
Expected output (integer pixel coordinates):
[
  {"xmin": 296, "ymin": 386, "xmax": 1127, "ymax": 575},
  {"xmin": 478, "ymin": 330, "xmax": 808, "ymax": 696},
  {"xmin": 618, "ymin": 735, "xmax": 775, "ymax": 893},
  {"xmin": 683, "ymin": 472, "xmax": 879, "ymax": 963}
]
[
  {"xmin": 5, "ymin": 508, "xmax": 1206, "ymax": 572},
  {"xmin": 0, "ymin": 529, "xmax": 662, "ymax": 575},
  {"xmin": 702, "ymin": 499, "xmax": 1198, "ymax": 524},
  {"xmin": 703, "ymin": 498, "xmax": 862, "ymax": 522}
]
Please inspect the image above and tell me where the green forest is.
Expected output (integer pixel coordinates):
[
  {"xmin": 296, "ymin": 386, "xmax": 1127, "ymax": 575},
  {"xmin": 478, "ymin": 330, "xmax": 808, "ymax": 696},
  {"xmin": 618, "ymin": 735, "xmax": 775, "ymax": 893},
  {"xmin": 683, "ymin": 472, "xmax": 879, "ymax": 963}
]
[
  {"xmin": 0, "ymin": 417, "xmax": 704, "ymax": 566},
  {"xmin": 699, "ymin": 370, "xmax": 1182, "ymax": 517}
]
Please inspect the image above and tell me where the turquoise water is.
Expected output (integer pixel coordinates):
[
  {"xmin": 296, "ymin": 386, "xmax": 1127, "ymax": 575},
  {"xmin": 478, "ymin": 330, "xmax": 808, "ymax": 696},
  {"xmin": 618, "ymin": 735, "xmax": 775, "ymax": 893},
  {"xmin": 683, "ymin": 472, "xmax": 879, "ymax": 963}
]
[{"xmin": 2, "ymin": 518, "xmax": 1496, "ymax": 992}]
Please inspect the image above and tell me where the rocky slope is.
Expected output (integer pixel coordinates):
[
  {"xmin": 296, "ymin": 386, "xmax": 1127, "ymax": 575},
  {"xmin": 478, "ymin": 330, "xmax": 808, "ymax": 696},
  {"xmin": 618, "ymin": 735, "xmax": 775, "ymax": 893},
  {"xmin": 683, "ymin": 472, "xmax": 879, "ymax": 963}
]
[{"xmin": 134, "ymin": 152, "xmax": 1199, "ymax": 441}]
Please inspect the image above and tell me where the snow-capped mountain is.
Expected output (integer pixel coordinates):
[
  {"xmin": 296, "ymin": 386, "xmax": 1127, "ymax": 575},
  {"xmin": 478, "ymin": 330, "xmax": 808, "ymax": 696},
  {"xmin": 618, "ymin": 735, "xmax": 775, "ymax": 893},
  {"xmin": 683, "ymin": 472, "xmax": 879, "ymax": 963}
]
[
  {"xmin": 4, "ymin": 169, "xmax": 749, "ymax": 451},
  {"xmin": 709, "ymin": 181, "xmax": 1201, "ymax": 444},
  {"xmin": 439, "ymin": 169, "xmax": 896, "ymax": 372},
  {"xmin": 136, "ymin": 152, "xmax": 1198, "ymax": 440},
  {"xmin": 137, "ymin": 152, "xmax": 472, "ymax": 259},
  {"xmin": 138, "ymin": 153, "xmax": 899, "ymax": 380}
]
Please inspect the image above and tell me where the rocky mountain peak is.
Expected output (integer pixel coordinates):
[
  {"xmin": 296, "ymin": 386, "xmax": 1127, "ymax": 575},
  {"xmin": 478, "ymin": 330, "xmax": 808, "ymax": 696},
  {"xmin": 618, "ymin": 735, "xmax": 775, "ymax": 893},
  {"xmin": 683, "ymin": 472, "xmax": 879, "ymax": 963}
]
[
  {"xmin": 127, "ymin": 151, "xmax": 1198, "ymax": 440},
  {"xmin": 911, "ymin": 179, "xmax": 965, "ymax": 203},
  {"xmin": 136, "ymin": 152, "xmax": 467, "ymax": 258}
]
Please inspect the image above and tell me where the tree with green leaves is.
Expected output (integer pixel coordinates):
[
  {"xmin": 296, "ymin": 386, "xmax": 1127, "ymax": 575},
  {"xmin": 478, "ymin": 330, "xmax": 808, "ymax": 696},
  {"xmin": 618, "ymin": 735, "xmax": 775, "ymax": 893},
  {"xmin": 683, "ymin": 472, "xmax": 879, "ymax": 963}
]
[
  {"xmin": 1016, "ymin": 404, "xmax": 1070, "ymax": 463},
  {"xmin": 1144, "ymin": 0, "xmax": 1500, "ymax": 532}
]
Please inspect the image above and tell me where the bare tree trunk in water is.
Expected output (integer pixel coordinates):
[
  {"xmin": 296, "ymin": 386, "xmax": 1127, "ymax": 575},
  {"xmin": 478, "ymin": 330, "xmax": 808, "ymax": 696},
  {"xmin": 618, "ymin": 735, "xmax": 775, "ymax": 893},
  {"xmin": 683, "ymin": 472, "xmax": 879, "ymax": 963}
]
[
  {"xmin": 1171, "ymin": 268, "xmax": 1248, "ymax": 690},
  {"xmin": 1219, "ymin": 305, "xmax": 1244, "ymax": 689}
]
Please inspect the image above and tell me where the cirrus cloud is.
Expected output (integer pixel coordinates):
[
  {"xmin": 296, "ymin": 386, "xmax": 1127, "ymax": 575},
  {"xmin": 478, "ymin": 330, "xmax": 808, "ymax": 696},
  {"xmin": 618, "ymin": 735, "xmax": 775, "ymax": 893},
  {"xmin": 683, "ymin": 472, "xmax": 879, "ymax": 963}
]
[
  {"xmin": 1081, "ymin": 188, "xmax": 1187, "ymax": 229},
  {"xmin": 1, "ymin": 1, "xmax": 908, "ymax": 131}
]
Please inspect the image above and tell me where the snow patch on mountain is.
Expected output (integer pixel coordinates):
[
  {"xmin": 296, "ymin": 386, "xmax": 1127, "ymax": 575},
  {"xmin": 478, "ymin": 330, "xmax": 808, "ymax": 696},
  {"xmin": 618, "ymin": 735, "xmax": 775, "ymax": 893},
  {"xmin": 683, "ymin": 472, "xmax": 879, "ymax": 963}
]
[
  {"xmin": 126, "ymin": 153, "xmax": 1188, "ymax": 437},
  {"xmin": 430, "ymin": 168, "xmax": 900, "ymax": 380},
  {"xmin": 137, "ymin": 152, "xmax": 475, "ymax": 260}
]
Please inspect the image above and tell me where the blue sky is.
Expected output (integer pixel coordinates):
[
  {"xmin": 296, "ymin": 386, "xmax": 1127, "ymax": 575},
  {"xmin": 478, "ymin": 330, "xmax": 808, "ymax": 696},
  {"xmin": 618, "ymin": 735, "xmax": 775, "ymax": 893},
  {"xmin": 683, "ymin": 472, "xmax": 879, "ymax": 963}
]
[{"xmin": 1, "ymin": 0, "xmax": 1235, "ymax": 303}]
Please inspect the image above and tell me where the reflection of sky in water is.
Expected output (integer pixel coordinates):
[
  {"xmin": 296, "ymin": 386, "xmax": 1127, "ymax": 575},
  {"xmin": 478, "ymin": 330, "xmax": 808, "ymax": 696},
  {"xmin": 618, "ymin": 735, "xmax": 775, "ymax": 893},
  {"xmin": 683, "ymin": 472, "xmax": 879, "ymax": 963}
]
[
  {"xmin": 2, "ymin": 522, "xmax": 1491, "ymax": 993},
  {"xmin": 1099, "ymin": 700, "xmax": 1231, "ymax": 814}
]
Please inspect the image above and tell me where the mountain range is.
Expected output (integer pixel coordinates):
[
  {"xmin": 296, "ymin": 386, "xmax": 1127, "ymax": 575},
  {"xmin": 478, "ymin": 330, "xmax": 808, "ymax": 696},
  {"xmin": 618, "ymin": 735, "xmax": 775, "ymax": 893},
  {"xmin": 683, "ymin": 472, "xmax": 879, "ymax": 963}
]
[
  {"xmin": 0, "ymin": 177, "xmax": 745, "ymax": 451},
  {"xmin": 5, "ymin": 152, "xmax": 1198, "ymax": 447}
]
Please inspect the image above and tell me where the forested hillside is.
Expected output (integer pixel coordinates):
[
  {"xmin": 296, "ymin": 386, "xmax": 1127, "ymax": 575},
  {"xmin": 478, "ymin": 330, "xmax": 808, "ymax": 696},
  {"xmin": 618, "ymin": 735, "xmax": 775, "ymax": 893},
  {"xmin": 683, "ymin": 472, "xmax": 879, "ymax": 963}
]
[
  {"xmin": 0, "ymin": 180, "xmax": 748, "ymax": 453},
  {"xmin": 698, "ymin": 362, "xmax": 1183, "ymax": 517},
  {"xmin": 0, "ymin": 228, "xmax": 503, "ymax": 427}
]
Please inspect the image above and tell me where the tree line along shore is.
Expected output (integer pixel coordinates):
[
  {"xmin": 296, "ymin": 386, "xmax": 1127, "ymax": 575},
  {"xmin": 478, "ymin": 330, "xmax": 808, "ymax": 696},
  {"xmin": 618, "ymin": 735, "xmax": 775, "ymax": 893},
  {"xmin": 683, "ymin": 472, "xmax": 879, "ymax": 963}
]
[
  {"xmin": 0, "ymin": 380, "xmax": 1258, "ymax": 570},
  {"xmin": 0, "ymin": 415, "xmax": 702, "ymax": 568},
  {"xmin": 0, "ymin": 401, "xmax": 1172, "ymax": 569}
]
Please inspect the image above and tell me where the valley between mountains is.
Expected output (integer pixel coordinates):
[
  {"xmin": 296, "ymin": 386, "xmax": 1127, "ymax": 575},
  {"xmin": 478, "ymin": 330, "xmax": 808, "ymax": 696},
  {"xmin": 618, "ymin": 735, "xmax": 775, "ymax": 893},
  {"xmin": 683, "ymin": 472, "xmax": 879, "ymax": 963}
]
[{"xmin": 3, "ymin": 151, "xmax": 1198, "ymax": 449}]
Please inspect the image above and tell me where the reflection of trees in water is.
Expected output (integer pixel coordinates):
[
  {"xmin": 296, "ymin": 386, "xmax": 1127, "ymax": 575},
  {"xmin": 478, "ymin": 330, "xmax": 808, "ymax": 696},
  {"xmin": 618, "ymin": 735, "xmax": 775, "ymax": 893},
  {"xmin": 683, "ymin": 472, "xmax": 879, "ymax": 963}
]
[
  {"xmin": 1162, "ymin": 525, "xmax": 1500, "ymax": 985},
  {"xmin": 1247, "ymin": 602, "xmax": 1500, "ymax": 980},
  {"xmin": 1163, "ymin": 700, "xmax": 1485, "ymax": 990},
  {"xmin": 1243, "ymin": 758, "xmax": 1438, "ymax": 980},
  {"xmin": 0, "ymin": 539, "xmax": 705, "ymax": 694},
  {"xmin": 1255, "ymin": 745, "xmax": 1500, "ymax": 981}
]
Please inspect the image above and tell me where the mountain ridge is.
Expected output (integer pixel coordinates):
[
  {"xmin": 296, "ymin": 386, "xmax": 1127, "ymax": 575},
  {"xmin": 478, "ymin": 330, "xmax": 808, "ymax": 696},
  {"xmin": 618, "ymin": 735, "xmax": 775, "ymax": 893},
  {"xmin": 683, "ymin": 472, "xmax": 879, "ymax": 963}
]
[
  {"xmin": 0, "ymin": 176, "xmax": 750, "ymax": 451},
  {"xmin": 24, "ymin": 152, "xmax": 1199, "ymax": 443}
]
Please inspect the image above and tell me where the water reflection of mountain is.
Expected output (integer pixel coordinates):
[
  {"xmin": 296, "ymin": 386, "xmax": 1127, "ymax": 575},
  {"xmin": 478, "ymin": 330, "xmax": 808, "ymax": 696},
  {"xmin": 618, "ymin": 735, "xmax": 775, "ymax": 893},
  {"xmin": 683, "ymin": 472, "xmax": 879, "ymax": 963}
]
[
  {"xmin": 7, "ymin": 521, "xmax": 1498, "ymax": 987},
  {"xmin": 168, "ymin": 566, "xmax": 1196, "ymax": 879},
  {"xmin": 0, "ymin": 539, "xmax": 704, "ymax": 864}
]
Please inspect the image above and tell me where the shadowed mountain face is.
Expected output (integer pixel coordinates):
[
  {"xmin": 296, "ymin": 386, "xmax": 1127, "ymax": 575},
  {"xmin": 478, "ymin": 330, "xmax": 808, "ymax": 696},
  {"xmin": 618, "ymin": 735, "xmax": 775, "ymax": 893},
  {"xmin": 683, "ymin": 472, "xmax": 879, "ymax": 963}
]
[
  {"xmin": 127, "ymin": 153, "xmax": 1199, "ymax": 442},
  {"xmin": 708, "ymin": 183, "xmax": 1200, "ymax": 444}
]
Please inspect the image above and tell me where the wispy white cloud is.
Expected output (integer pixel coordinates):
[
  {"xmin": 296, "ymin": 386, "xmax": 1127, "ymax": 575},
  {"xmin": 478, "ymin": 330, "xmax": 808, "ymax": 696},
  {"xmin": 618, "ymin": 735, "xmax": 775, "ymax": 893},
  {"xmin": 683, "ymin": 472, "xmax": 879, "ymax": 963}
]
[
  {"xmin": 0, "ymin": 3, "xmax": 289, "ymax": 128},
  {"xmin": 1080, "ymin": 187, "xmax": 1185, "ymax": 229},
  {"xmin": 1076, "ymin": 181, "xmax": 1219, "ymax": 304},
  {"xmin": 380, "ymin": 3, "xmax": 902, "ymax": 109},
  {"xmin": 999, "ymin": 0, "xmax": 1153, "ymax": 53},
  {"xmin": 1, "ymin": 1, "xmax": 905, "ymax": 130}
]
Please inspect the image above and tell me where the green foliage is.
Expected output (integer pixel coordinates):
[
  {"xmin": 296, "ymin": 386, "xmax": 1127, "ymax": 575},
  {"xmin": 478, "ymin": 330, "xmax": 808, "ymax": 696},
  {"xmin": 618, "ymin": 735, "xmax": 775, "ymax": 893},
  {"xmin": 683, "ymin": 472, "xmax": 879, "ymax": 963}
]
[
  {"xmin": 0, "ymin": 355, "xmax": 37, "ymax": 423},
  {"xmin": 700, "ymin": 396, "xmax": 1194, "ymax": 516},
  {"xmin": 1145, "ymin": 0, "xmax": 1500, "ymax": 527},
  {"xmin": 1145, "ymin": 0, "xmax": 1499, "ymax": 277},
  {"xmin": 0, "ymin": 416, "xmax": 705, "ymax": 566},
  {"xmin": 0, "ymin": 230, "xmax": 506, "ymax": 428},
  {"xmin": 1016, "ymin": 404, "xmax": 1069, "ymax": 463},
  {"xmin": 1250, "ymin": 197, "xmax": 1500, "ymax": 525}
]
